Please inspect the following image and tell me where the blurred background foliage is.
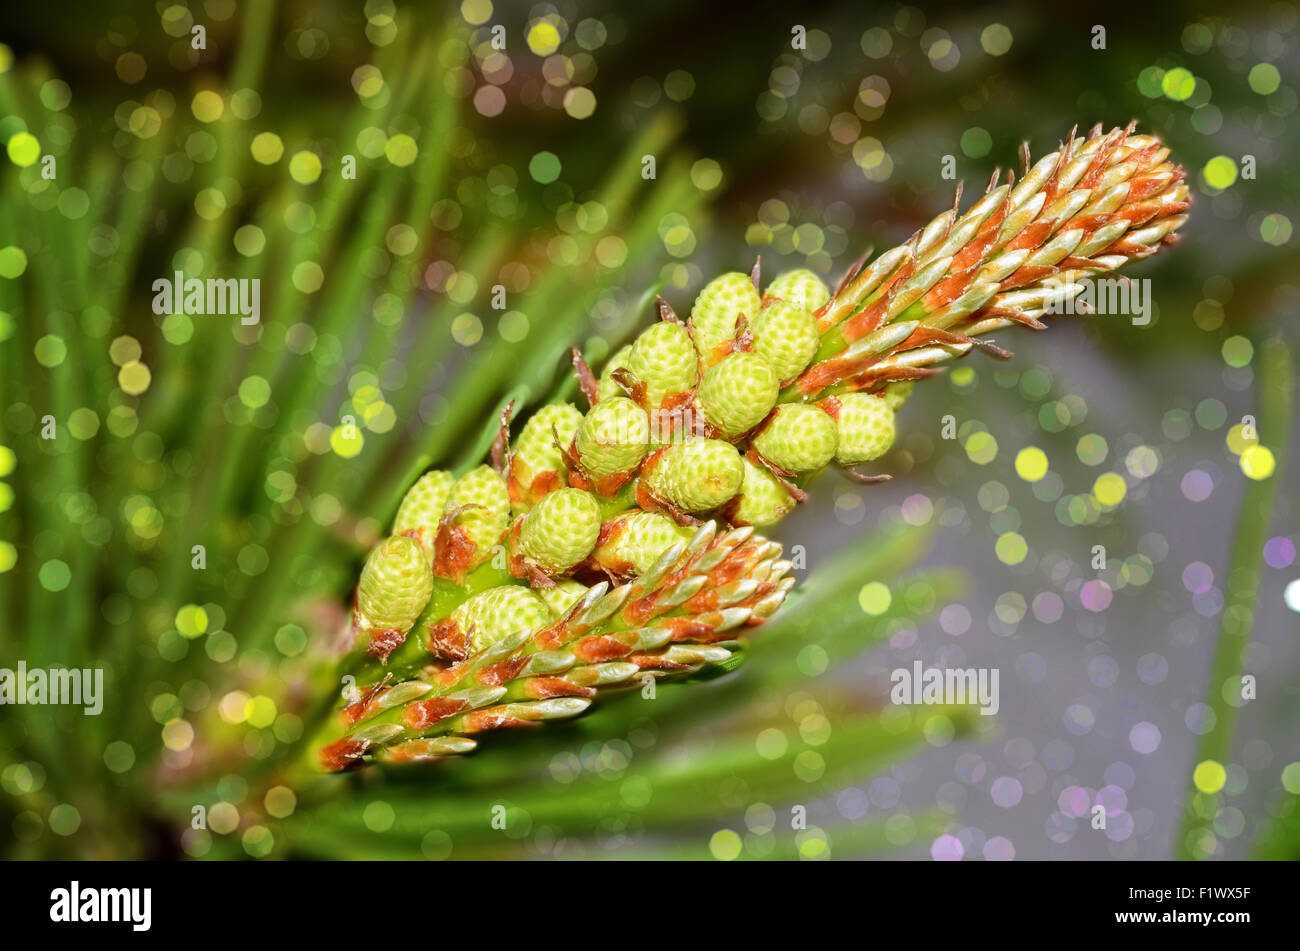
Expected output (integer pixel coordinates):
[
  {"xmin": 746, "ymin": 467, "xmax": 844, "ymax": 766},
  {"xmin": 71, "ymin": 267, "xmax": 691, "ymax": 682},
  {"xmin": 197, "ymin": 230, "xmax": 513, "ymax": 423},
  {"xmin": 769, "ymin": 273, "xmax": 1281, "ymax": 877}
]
[{"xmin": 0, "ymin": 0, "xmax": 1296, "ymax": 859}]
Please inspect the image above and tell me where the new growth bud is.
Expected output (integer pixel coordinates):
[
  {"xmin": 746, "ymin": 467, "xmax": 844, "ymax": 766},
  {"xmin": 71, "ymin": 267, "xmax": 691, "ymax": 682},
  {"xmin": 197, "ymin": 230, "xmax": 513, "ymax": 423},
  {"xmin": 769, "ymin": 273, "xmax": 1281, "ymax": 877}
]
[
  {"xmin": 516, "ymin": 487, "xmax": 602, "ymax": 575},
  {"xmin": 429, "ymin": 585, "xmax": 554, "ymax": 661},
  {"xmin": 752, "ymin": 403, "xmax": 838, "ymax": 473},
  {"xmin": 574, "ymin": 396, "xmax": 650, "ymax": 485},
  {"xmin": 627, "ymin": 320, "xmax": 698, "ymax": 410},
  {"xmin": 690, "ymin": 271, "xmax": 761, "ymax": 363},
  {"xmin": 764, "ymin": 268, "xmax": 830, "ymax": 313},
  {"xmin": 435, "ymin": 465, "xmax": 511, "ymax": 580},
  {"xmin": 508, "ymin": 403, "xmax": 583, "ymax": 507},
  {"xmin": 591, "ymin": 511, "xmax": 689, "ymax": 578},
  {"xmin": 641, "ymin": 438, "xmax": 745, "ymax": 513},
  {"xmin": 821, "ymin": 393, "xmax": 896, "ymax": 465},
  {"xmin": 355, "ymin": 535, "xmax": 434, "ymax": 661},
  {"xmin": 391, "ymin": 469, "xmax": 454, "ymax": 563},
  {"xmin": 697, "ymin": 351, "xmax": 779, "ymax": 438}
]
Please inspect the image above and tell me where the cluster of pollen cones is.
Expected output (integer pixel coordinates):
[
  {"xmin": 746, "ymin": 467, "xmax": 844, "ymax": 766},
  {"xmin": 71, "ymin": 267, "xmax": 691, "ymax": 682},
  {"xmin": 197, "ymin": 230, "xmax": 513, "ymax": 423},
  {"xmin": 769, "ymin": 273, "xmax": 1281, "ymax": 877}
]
[{"xmin": 317, "ymin": 122, "xmax": 1188, "ymax": 771}]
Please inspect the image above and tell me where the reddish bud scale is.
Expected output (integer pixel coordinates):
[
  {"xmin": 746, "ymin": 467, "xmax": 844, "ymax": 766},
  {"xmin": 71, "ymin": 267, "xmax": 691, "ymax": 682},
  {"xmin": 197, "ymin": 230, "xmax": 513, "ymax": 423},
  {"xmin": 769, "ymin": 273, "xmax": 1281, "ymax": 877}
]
[
  {"xmin": 432, "ymin": 523, "xmax": 477, "ymax": 582},
  {"xmin": 524, "ymin": 677, "xmax": 595, "ymax": 700},
  {"xmin": 682, "ymin": 581, "xmax": 776, "ymax": 616},
  {"xmin": 621, "ymin": 545, "xmax": 733, "ymax": 626},
  {"xmin": 950, "ymin": 205, "xmax": 1011, "ymax": 271},
  {"xmin": 508, "ymin": 469, "xmax": 563, "ymax": 507},
  {"xmin": 836, "ymin": 266, "xmax": 912, "ymax": 344},
  {"xmin": 618, "ymin": 543, "xmax": 757, "ymax": 629},
  {"xmin": 403, "ymin": 697, "xmax": 470, "ymax": 731},
  {"xmin": 567, "ymin": 459, "xmax": 636, "ymax": 497},
  {"xmin": 707, "ymin": 544, "xmax": 767, "ymax": 587},
  {"xmin": 629, "ymin": 654, "xmax": 692, "ymax": 672},
  {"xmin": 574, "ymin": 635, "xmax": 633, "ymax": 663},
  {"xmin": 340, "ymin": 684, "xmax": 389, "ymax": 728},
  {"xmin": 365, "ymin": 627, "xmax": 406, "ymax": 663},
  {"xmin": 383, "ymin": 739, "xmax": 472, "ymax": 763},
  {"xmin": 318, "ymin": 736, "xmax": 372, "ymax": 772},
  {"xmin": 463, "ymin": 710, "xmax": 534, "ymax": 733},
  {"xmin": 432, "ymin": 664, "xmax": 466, "ymax": 689},
  {"xmin": 477, "ymin": 657, "xmax": 530, "ymax": 687},
  {"xmin": 620, "ymin": 585, "xmax": 670, "ymax": 627},
  {"xmin": 504, "ymin": 520, "xmax": 530, "ymax": 580},
  {"xmin": 660, "ymin": 616, "xmax": 724, "ymax": 642},
  {"xmin": 426, "ymin": 617, "xmax": 470, "ymax": 662}
]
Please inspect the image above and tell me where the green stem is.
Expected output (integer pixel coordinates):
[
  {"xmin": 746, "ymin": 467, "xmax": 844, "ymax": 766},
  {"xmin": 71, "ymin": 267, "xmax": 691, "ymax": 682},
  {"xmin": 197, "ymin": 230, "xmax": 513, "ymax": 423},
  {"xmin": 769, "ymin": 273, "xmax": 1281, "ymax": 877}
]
[{"xmin": 1174, "ymin": 336, "xmax": 1293, "ymax": 859}]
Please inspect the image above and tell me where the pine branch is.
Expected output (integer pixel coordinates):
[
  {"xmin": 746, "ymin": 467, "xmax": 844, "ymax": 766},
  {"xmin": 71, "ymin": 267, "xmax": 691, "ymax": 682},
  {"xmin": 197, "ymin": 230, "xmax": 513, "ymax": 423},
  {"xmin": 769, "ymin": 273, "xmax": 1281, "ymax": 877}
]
[{"xmin": 321, "ymin": 124, "xmax": 1190, "ymax": 769}]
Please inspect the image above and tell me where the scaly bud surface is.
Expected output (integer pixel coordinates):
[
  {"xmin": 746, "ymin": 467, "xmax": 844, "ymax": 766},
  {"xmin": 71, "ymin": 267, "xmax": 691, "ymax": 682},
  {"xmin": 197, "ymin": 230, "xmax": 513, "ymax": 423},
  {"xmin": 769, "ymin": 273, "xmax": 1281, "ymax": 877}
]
[
  {"xmin": 642, "ymin": 438, "xmax": 745, "ymax": 513},
  {"xmin": 627, "ymin": 320, "xmax": 698, "ymax": 410},
  {"xmin": 391, "ymin": 470, "xmax": 454, "ymax": 562},
  {"xmin": 435, "ymin": 465, "xmax": 511, "ymax": 580},
  {"xmin": 752, "ymin": 403, "xmax": 839, "ymax": 473},
  {"xmin": 820, "ymin": 393, "xmax": 896, "ymax": 465},
  {"xmin": 429, "ymin": 584, "xmax": 555, "ymax": 661},
  {"xmin": 573, "ymin": 396, "xmax": 650, "ymax": 484},
  {"xmin": 355, "ymin": 535, "xmax": 434, "ymax": 661},
  {"xmin": 321, "ymin": 522, "xmax": 796, "ymax": 770},
  {"xmin": 764, "ymin": 268, "xmax": 831, "ymax": 313},
  {"xmin": 517, "ymin": 487, "xmax": 602, "ymax": 575},
  {"xmin": 690, "ymin": 271, "xmax": 761, "ymax": 363},
  {"xmin": 791, "ymin": 124, "xmax": 1189, "ymax": 400},
  {"xmin": 591, "ymin": 511, "xmax": 688, "ymax": 578},
  {"xmin": 727, "ymin": 458, "xmax": 796, "ymax": 526},
  {"xmin": 508, "ymin": 403, "xmax": 584, "ymax": 507},
  {"xmin": 697, "ymin": 351, "xmax": 779, "ymax": 438},
  {"xmin": 752, "ymin": 299, "xmax": 821, "ymax": 383}
]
